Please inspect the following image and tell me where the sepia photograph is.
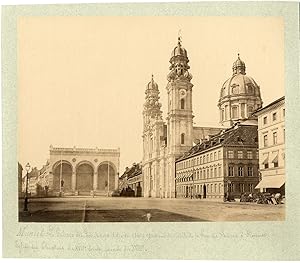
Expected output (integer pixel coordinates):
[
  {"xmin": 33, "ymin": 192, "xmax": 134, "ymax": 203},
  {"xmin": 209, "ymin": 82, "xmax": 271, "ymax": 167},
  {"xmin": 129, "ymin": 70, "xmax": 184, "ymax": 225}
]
[
  {"xmin": 2, "ymin": 1, "xmax": 300, "ymax": 260},
  {"xmin": 17, "ymin": 15, "xmax": 285, "ymax": 222}
]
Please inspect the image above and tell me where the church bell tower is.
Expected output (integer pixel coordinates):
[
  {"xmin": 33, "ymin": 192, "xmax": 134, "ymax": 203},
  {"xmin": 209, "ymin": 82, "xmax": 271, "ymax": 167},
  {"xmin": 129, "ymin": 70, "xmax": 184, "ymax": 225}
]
[
  {"xmin": 165, "ymin": 37, "xmax": 194, "ymax": 198},
  {"xmin": 166, "ymin": 37, "xmax": 194, "ymax": 155}
]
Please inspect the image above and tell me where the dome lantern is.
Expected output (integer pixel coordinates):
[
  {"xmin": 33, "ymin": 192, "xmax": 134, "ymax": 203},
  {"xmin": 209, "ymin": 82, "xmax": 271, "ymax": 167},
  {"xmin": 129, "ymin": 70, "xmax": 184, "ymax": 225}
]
[
  {"xmin": 167, "ymin": 37, "xmax": 192, "ymax": 82},
  {"xmin": 146, "ymin": 74, "xmax": 158, "ymax": 91},
  {"xmin": 143, "ymin": 74, "xmax": 162, "ymax": 119},
  {"xmin": 232, "ymin": 53, "xmax": 246, "ymax": 75}
]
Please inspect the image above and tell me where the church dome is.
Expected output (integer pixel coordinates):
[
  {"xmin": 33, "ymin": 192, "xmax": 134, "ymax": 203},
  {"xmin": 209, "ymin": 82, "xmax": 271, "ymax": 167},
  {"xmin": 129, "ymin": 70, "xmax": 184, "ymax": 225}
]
[
  {"xmin": 220, "ymin": 54, "xmax": 261, "ymax": 99},
  {"xmin": 146, "ymin": 75, "xmax": 158, "ymax": 91},
  {"xmin": 170, "ymin": 37, "xmax": 189, "ymax": 64},
  {"xmin": 171, "ymin": 38, "xmax": 188, "ymax": 58},
  {"xmin": 218, "ymin": 54, "xmax": 263, "ymax": 126},
  {"xmin": 220, "ymin": 74, "xmax": 260, "ymax": 98}
]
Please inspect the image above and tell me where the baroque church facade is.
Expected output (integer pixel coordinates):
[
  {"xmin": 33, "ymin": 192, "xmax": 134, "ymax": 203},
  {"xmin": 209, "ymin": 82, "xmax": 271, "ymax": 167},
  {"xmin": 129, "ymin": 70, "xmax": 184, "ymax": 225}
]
[
  {"xmin": 142, "ymin": 37, "xmax": 263, "ymax": 199},
  {"xmin": 142, "ymin": 38, "xmax": 222, "ymax": 198}
]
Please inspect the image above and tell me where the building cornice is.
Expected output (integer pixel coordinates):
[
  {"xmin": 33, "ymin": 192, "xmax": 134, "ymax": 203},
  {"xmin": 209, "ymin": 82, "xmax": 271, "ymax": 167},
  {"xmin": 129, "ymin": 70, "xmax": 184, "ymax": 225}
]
[
  {"xmin": 253, "ymin": 96, "xmax": 285, "ymax": 116},
  {"xmin": 50, "ymin": 146, "xmax": 120, "ymax": 156}
]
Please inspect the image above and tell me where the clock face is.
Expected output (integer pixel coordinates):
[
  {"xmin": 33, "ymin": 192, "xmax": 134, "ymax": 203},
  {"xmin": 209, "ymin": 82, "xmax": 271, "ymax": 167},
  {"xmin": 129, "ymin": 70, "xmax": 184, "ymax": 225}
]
[{"xmin": 179, "ymin": 89, "xmax": 186, "ymax": 97}]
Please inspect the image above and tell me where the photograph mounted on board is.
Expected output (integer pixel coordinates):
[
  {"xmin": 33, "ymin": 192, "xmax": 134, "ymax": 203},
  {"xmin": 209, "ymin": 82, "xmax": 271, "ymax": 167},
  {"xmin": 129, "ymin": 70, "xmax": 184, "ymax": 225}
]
[{"xmin": 18, "ymin": 16, "xmax": 285, "ymax": 222}]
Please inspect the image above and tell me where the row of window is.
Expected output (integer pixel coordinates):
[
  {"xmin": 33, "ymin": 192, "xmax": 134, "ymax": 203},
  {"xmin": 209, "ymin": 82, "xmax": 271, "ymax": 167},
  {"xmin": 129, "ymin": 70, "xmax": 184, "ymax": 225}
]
[
  {"xmin": 227, "ymin": 183, "xmax": 254, "ymax": 193},
  {"xmin": 177, "ymin": 150, "xmax": 222, "ymax": 170},
  {"xmin": 177, "ymin": 183, "xmax": 223, "ymax": 195},
  {"xmin": 221, "ymin": 104, "xmax": 255, "ymax": 121},
  {"xmin": 169, "ymin": 98, "xmax": 186, "ymax": 109},
  {"xmin": 176, "ymin": 165, "xmax": 222, "ymax": 182},
  {"xmin": 176, "ymin": 182, "xmax": 255, "ymax": 194},
  {"xmin": 262, "ymin": 161, "xmax": 279, "ymax": 169},
  {"xmin": 263, "ymin": 129, "xmax": 285, "ymax": 147},
  {"xmin": 177, "ymin": 150, "xmax": 257, "ymax": 170},
  {"xmin": 176, "ymin": 165, "xmax": 254, "ymax": 183},
  {"xmin": 263, "ymin": 108, "xmax": 285, "ymax": 125},
  {"xmin": 227, "ymin": 150, "xmax": 258, "ymax": 159},
  {"xmin": 228, "ymin": 166, "xmax": 254, "ymax": 177}
]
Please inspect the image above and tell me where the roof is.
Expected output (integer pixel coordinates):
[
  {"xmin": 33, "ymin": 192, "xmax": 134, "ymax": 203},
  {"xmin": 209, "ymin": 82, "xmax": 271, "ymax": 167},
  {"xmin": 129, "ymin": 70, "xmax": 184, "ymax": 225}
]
[
  {"xmin": 252, "ymin": 96, "xmax": 285, "ymax": 115},
  {"xmin": 219, "ymin": 73, "xmax": 261, "ymax": 101},
  {"xmin": 170, "ymin": 38, "xmax": 188, "ymax": 59},
  {"xmin": 28, "ymin": 168, "xmax": 39, "ymax": 178},
  {"xmin": 176, "ymin": 123, "xmax": 258, "ymax": 162},
  {"xmin": 120, "ymin": 162, "xmax": 142, "ymax": 179}
]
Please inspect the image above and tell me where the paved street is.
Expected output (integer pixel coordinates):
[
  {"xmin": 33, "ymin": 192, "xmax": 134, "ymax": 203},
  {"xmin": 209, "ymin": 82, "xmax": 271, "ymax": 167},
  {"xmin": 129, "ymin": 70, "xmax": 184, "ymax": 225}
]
[{"xmin": 19, "ymin": 197, "xmax": 285, "ymax": 222}]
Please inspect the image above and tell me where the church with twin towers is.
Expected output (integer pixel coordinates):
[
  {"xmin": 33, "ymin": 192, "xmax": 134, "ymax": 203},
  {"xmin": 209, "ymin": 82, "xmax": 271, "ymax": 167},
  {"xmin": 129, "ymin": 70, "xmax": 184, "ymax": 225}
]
[{"xmin": 142, "ymin": 37, "xmax": 263, "ymax": 198}]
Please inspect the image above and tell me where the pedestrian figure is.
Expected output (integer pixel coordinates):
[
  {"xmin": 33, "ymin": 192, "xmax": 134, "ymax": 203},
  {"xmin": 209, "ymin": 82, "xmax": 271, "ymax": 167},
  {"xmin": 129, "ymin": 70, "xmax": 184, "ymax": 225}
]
[
  {"xmin": 275, "ymin": 193, "xmax": 281, "ymax": 204},
  {"xmin": 45, "ymin": 185, "xmax": 49, "ymax": 197},
  {"xmin": 142, "ymin": 212, "xmax": 152, "ymax": 222},
  {"xmin": 146, "ymin": 212, "xmax": 151, "ymax": 222},
  {"xmin": 224, "ymin": 192, "xmax": 228, "ymax": 202}
]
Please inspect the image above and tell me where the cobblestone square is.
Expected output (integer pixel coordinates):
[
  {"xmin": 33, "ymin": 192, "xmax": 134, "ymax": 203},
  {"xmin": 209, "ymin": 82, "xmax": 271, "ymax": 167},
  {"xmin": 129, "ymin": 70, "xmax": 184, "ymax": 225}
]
[{"xmin": 19, "ymin": 197, "xmax": 285, "ymax": 222}]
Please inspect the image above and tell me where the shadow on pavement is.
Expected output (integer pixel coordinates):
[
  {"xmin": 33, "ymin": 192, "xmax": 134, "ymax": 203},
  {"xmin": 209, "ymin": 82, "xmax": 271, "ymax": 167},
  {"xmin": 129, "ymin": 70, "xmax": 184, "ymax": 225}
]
[{"xmin": 19, "ymin": 209, "xmax": 208, "ymax": 222}]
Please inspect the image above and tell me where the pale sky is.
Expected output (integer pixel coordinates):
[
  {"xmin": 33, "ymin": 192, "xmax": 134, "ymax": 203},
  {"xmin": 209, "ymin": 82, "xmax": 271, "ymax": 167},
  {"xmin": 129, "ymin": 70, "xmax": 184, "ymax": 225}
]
[{"xmin": 18, "ymin": 16, "xmax": 284, "ymax": 173}]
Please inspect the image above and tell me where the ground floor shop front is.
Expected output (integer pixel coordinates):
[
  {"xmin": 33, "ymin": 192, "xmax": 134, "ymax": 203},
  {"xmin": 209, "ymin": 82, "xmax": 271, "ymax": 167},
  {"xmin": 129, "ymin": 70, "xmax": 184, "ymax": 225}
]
[{"xmin": 176, "ymin": 178, "xmax": 259, "ymax": 200}]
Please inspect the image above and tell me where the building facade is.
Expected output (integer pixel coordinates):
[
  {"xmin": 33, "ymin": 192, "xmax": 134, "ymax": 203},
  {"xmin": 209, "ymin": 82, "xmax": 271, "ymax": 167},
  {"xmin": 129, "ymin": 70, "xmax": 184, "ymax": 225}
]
[
  {"xmin": 175, "ymin": 123, "xmax": 260, "ymax": 199},
  {"xmin": 35, "ymin": 161, "xmax": 51, "ymax": 196},
  {"xmin": 175, "ymin": 53, "xmax": 264, "ymax": 200},
  {"xmin": 48, "ymin": 145, "xmax": 120, "ymax": 196},
  {"xmin": 254, "ymin": 96, "xmax": 285, "ymax": 194},
  {"xmin": 119, "ymin": 162, "xmax": 143, "ymax": 197},
  {"xmin": 18, "ymin": 162, "xmax": 23, "ymax": 198},
  {"xmin": 21, "ymin": 167, "xmax": 40, "ymax": 196},
  {"xmin": 141, "ymin": 39, "xmax": 265, "ymax": 199},
  {"xmin": 142, "ymin": 38, "xmax": 222, "ymax": 198}
]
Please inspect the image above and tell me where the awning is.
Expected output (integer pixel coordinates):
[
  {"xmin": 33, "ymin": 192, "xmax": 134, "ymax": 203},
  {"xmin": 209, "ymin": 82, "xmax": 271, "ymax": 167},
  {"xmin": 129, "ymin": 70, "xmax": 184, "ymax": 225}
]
[
  {"xmin": 262, "ymin": 154, "xmax": 269, "ymax": 164},
  {"xmin": 272, "ymin": 152, "xmax": 278, "ymax": 163},
  {"xmin": 255, "ymin": 175, "xmax": 285, "ymax": 189}
]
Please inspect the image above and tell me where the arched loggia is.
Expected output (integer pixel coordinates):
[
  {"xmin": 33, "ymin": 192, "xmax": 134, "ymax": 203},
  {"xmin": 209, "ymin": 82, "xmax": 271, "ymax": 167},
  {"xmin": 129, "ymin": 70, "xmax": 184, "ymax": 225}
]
[
  {"xmin": 52, "ymin": 161, "xmax": 72, "ymax": 191},
  {"xmin": 97, "ymin": 162, "xmax": 116, "ymax": 191},
  {"xmin": 76, "ymin": 162, "xmax": 94, "ymax": 192}
]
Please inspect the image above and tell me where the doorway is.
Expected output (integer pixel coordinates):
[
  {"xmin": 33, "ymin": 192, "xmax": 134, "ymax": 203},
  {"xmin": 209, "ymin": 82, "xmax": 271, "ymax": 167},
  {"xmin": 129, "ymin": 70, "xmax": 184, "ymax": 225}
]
[{"xmin": 203, "ymin": 184, "xmax": 207, "ymax": 199}]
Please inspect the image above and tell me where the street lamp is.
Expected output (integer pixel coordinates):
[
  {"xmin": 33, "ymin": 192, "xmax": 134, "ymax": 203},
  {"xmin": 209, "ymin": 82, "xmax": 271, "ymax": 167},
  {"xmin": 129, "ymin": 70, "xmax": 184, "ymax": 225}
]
[{"xmin": 24, "ymin": 162, "xmax": 31, "ymax": 212}]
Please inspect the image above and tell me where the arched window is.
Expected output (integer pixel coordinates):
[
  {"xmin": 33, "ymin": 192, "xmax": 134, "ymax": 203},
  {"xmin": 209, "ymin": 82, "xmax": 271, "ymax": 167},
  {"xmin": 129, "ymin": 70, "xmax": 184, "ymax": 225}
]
[
  {"xmin": 221, "ymin": 109, "xmax": 225, "ymax": 121},
  {"xmin": 247, "ymin": 85, "xmax": 253, "ymax": 94},
  {"xmin": 181, "ymin": 133, "xmax": 185, "ymax": 145},
  {"xmin": 180, "ymin": 98, "xmax": 185, "ymax": 109},
  {"xmin": 248, "ymin": 106, "xmax": 254, "ymax": 117},
  {"xmin": 225, "ymin": 105, "xmax": 228, "ymax": 119},
  {"xmin": 232, "ymin": 106, "xmax": 238, "ymax": 118},
  {"xmin": 241, "ymin": 103, "xmax": 246, "ymax": 118}
]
